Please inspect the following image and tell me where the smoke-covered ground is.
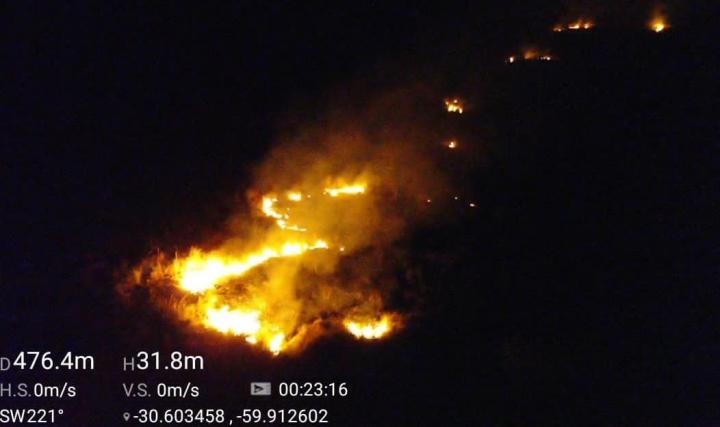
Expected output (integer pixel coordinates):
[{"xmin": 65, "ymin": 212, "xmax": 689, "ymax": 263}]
[{"xmin": 4, "ymin": 2, "xmax": 719, "ymax": 425}]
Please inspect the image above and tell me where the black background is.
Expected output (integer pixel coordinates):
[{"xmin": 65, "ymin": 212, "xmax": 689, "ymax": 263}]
[{"xmin": 3, "ymin": 1, "xmax": 720, "ymax": 425}]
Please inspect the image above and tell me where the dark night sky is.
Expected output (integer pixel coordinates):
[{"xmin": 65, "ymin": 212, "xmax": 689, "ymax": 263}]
[{"xmin": 3, "ymin": 1, "xmax": 720, "ymax": 425}]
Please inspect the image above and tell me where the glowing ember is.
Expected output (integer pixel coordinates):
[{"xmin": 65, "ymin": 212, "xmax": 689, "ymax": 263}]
[
  {"xmin": 444, "ymin": 98, "xmax": 464, "ymax": 114},
  {"xmin": 447, "ymin": 140, "xmax": 457, "ymax": 149},
  {"xmin": 507, "ymin": 55, "xmax": 516, "ymax": 63},
  {"xmin": 344, "ymin": 314, "xmax": 395, "ymax": 339}
]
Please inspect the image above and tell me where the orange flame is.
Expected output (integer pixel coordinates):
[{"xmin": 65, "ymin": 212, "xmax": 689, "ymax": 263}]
[
  {"xmin": 174, "ymin": 241, "xmax": 328, "ymax": 294},
  {"xmin": 344, "ymin": 314, "xmax": 397, "ymax": 339},
  {"xmin": 554, "ymin": 19, "xmax": 594, "ymax": 32},
  {"xmin": 648, "ymin": 6, "xmax": 669, "ymax": 32},
  {"xmin": 120, "ymin": 97, "xmax": 451, "ymax": 357},
  {"xmin": 127, "ymin": 175, "xmax": 400, "ymax": 355},
  {"xmin": 444, "ymin": 98, "xmax": 464, "ymax": 114},
  {"xmin": 649, "ymin": 17, "xmax": 668, "ymax": 32},
  {"xmin": 323, "ymin": 184, "xmax": 366, "ymax": 197}
]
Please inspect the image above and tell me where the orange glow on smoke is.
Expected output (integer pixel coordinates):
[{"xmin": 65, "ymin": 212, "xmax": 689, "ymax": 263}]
[
  {"xmin": 127, "ymin": 174, "xmax": 401, "ymax": 355},
  {"xmin": 648, "ymin": 6, "xmax": 670, "ymax": 33},
  {"xmin": 649, "ymin": 17, "xmax": 668, "ymax": 32},
  {"xmin": 323, "ymin": 184, "xmax": 366, "ymax": 197},
  {"xmin": 286, "ymin": 191, "xmax": 303, "ymax": 201},
  {"xmin": 174, "ymin": 241, "xmax": 328, "ymax": 294},
  {"xmin": 120, "ymin": 97, "xmax": 454, "ymax": 357}
]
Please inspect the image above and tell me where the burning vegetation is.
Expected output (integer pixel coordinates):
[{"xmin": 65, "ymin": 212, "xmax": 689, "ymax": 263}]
[
  {"xmin": 444, "ymin": 98, "xmax": 464, "ymax": 114},
  {"xmin": 507, "ymin": 49, "xmax": 554, "ymax": 63},
  {"xmin": 125, "ymin": 177, "xmax": 404, "ymax": 354},
  {"xmin": 648, "ymin": 4, "xmax": 670, "ymax": 32},
  {"xmin": 553, "ymin": 19, "xmax": 595, "ymax": 32},
  {"xmin": 649, "ymin": 15, "xmax": 669, "ymax": 32},
  {"xmin": 121, "ymin": 93, "xmax": 451, "ymax": 355}
]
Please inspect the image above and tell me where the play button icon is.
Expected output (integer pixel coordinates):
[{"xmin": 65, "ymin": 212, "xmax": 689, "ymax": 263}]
[{"xmin": 250, "ymin": 382, "xmax": 272, "ymax": 396}]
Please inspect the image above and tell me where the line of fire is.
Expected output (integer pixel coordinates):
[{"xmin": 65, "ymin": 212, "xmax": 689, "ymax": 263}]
[{"xmin": 120, "ymin": 6, "xmax": 675, "ymax": 358}]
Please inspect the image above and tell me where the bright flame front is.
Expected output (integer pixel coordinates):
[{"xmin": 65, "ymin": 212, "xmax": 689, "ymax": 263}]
[
  {"xmin": 344, "ymin": 314, "xmax": 396, "ymax": 339},
  {"xmin": 128, "ymin": 176, "xmax": 400, "ymax": 355}
]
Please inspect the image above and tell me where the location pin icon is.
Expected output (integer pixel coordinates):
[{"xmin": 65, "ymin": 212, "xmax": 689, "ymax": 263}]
[{"xmin": 123, "ymin": 412, "xmax": 130, "ymax": 422}]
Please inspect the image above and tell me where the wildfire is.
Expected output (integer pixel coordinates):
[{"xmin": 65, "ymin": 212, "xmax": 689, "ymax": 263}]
[
  {"xmin": 649, "ymin": 17, "xmax": 668, "ymax": 32},
  {"xmin": 513, "ymin": 49, "xmax": 554, "ymax": 62},
  {"xmin": 323, "ymin": 184, "xmax": 366, "ymax": 197},
  {"xmin": 260, "ymin": 195, "xmax": 306, "ymax": 231},
  {"xmin": 206, "ymin": 306, "xmax": 261, "ymax": 337},
  {"xmin": 174, "ymin": 241, "xmax": 328, "ymax": 294},
  {"xmin": 205, "ymin": 306, "xmax": 288, "ymax": 354},
  {"xmin": 126, "ymin": 174, "xmax": 402, "ymax": 355},
  {"xmin": 554, "ymin": 19, "xmax": 594, "ymax": 32},
  {"xmin": 286, "ymin": 191, "xmax": 303, "ymax": 201},
  {"xmin": 523, "ymin": 50, "xmax": 539, "ymax": 60},
  {"xmin": 120, "ymin": 96, "xmax": 452, "ymax": 357},
  {"xmin": 444, "ymin": 98, "xmax": 464, "ymax": 114},
  {"xmin": 344, "ymin": 314, "xmax": 396, "ymax": 339}
]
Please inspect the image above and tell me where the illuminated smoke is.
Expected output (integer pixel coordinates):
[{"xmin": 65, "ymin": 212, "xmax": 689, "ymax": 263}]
[
  {"xmin": 649, "ymin": 15, "xmax": 669, "ymax": 32},
  {"xmin": 648, "ymin": 4, "xmax": 670, "ymax": 32},
  {"xmin": 120, "ymin": 89, "xmax": 451, "ymax": 355}
]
